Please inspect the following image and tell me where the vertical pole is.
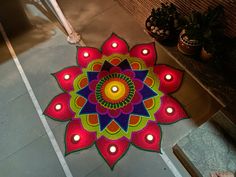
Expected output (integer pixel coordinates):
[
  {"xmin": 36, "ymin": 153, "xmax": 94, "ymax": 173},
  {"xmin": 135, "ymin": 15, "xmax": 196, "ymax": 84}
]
[{"xmin": 48, "ymin": 0, "xmax": 80, "ymax": 44}]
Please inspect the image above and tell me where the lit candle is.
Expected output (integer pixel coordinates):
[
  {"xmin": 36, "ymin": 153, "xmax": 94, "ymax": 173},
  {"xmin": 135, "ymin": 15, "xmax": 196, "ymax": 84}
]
[
  {"xmin": 166, "ymin": 107, "xmax": 174, "ymax": 114},
  {"xmin": 109, "ymin": 145, "xmax": 117, "ymax": 153},
  {"xmin": 146, "ymin": 134, "xmax": 154, "ymax": 141},
  {"xmin": 165, "ymin": 74, "xmax": 172, "ymax": 81},
  {"xmin": 112, "ymin": 42, "xmax": 118, "ymax": 48},
  {"xmin": 83, "ymin": 52, "xmax": 89, "ymax": 58},
  {"xmin": 111, "ymin": 86, "xmax": 118, "ymax": 93},
  {"xmin": 142, "ymin": 49, "xmax": 149, "ymax": 55},
  {"xmin": 73, "ymin": 134, "xmax": 80, "ymax": 142},
  {"xmin": 55, "ymin": 104, "xmax": 62, "ymax": 110},
  {"xmin": 64, "ymin": 74, "xmax": 70, "ymax": 80}
]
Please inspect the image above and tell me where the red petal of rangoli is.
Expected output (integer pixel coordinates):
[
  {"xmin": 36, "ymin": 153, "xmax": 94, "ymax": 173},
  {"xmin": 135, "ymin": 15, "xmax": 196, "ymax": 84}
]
[
  {"xmin": 44, "ymin": 93, "xmax": 74, "ymax": 121},
  {"xmin": 53, "ymin": 66, "xmax": 82, "ymax": 92},
  {"xmin": 154, "ymin": 95, "xmax": 188, "ymax": 124},
  {"xmin": 153, "ymin": 65, "xmax": 183, "ymax": 94},
  {"xmin": 77, "ymin": 47, "xmax": 102, "ymax": 68},
  {"xmin": 129, "ymin": 42, "xmax": 157, "ymax": 67},
  {"xmin": 96, "ymin": 137, "xmax": 129, "ymax": 169},
  {"xmin": 65, "ymin": 119, "xmax": 96, "ymax": 155},
  {"xmin": 101, "ymin": 33, "xmax": 129, "ymax": 56},
  {"xmin": 131, "ymin": 122, "xmax": 161, "ymax": 152}
]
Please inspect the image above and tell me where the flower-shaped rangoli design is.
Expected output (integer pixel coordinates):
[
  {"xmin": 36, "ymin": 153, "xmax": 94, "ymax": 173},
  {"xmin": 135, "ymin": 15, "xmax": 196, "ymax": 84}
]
[{"xmin": 44, "ymin": 33, "xmax": 188, "ymax": 169}]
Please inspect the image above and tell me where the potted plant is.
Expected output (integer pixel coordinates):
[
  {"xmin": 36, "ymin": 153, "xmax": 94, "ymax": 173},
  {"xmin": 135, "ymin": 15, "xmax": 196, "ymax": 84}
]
[
  {"xmin": 145, "ymin": 3, "xmax": 183, "ymax": 44},
  {"xmin": 177, "ymin": 11, "xmax": 203, "ymax": 55},
  {"xmin": 200, "ymin": 5, "xmax": 224, "ymax": 61}
]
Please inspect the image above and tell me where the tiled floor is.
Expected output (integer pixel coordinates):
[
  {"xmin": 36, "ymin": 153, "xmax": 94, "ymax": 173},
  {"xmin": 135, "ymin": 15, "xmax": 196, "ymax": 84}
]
[{"xmin": 0, "ymin": 0, "xmax": 221, "ymax": 177}]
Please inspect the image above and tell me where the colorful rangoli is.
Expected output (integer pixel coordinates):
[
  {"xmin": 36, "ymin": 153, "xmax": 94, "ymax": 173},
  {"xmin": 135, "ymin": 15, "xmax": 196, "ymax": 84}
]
[{"xmin": 44, "ymin": 33, "xmax": 187, "ymax": 169}]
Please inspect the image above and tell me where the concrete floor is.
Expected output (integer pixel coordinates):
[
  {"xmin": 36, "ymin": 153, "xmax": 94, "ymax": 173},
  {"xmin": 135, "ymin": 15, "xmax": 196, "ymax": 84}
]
[{"xmin": 0, "ymin": 0, "xmax": 221, "ymax": 176}]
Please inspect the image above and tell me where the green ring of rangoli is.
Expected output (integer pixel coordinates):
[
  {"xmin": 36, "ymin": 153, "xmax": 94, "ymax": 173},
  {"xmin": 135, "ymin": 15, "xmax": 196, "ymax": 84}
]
[{"xmin": 95, "ymin": 73, "xmax": 135, "ymax": 109}]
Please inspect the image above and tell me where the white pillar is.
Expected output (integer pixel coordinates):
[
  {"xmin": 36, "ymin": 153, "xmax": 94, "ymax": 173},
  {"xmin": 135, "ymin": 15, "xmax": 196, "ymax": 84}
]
[{"xmin": 48, "ymin": 0, "xmax": 80, "ymax": 44}]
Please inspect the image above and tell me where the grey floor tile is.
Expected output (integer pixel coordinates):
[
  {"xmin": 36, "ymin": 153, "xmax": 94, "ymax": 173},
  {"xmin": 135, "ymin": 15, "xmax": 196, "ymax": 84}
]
[
  {"xmin": 80, "ymin": 3, "xmax": 152, "ymax": 48},
  {"xmin": 162, "ymin": 146, "xmax": 191, "ymax": 177},
  {"xmin": 17, "ymin": 29, "xmax": 77, "ymax": 89},
  {"xmin": 0, "ymin": 93, "xmax": 45, "ymax": 161},
  {"xmin": 86, "ymin": 146, "xmax": 175, "ymax": 177},
  {"xmin": 44, "ymin": 121, "xmax": 67, "ymax": 154},
  {"xmin": 58, "ymin": 0, "xmax": 116, "ymax": 31},
  {"xmin": 0, "ymin": 134, "xmax": 65, "ymax": 177},
  {"xmin": 32, "ymin": 77, "xmax": 65, "ymax": 130},
  {"xmin": 85, "ymin": 164, "xmax": 120, "ymax": 177},
  {"xmin": 0, "ymin": 59, "xmax": 27, "ymax": 108},
  {"xmin": 160, "ymin": 119, "xmax": 196, "ymax": 149},
  {"xmin": 66, "ymin": 147, "xmax": 105, "ymax": 177},
  {"xmin": 117, "ymin": 146, "xmax": 175, "ymax": 177},
  {"xmin": 51, "ymin": 123, "xmax": 103, "ymax": 177},
  {"xmin": 176, "ymin": 121, "xmax": 236, "ymax": 177}
]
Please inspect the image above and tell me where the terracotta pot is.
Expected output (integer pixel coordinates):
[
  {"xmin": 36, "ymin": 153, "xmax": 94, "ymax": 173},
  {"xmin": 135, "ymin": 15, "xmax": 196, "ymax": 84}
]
[
  {"xmin": 200, "ymin": 47, "xmax": 213, "ymax": 61},
  {"xmin": 177, "ymin": 30, "xmax": 201, "ymax": 56}
]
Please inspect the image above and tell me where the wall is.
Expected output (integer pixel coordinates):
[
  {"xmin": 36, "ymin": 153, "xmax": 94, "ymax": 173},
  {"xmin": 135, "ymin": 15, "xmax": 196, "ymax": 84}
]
[{"xmin": 117, "ymin": 0, "xmax": 236, "ymax": 37}]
